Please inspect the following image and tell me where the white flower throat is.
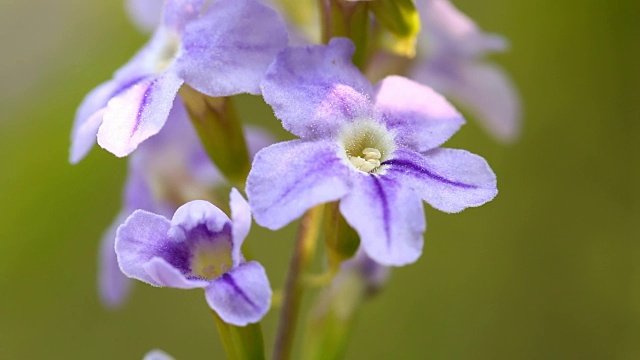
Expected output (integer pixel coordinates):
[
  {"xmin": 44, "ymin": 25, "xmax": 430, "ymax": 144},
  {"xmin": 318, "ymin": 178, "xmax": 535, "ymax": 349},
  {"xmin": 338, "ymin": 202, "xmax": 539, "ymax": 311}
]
[
  {"xmin": 349, "ymin": 148, "xmax": 382, "ymax": 172},
  {"xmin": 338, "ymin": 118, "xmax": 396, "ymax": 174}
]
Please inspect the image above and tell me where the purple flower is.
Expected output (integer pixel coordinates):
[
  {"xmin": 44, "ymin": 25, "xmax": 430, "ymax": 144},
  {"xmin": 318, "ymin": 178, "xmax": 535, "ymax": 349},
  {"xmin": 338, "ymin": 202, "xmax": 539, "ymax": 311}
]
[
  {"xmin": 116, "ymin": 190, "xmax": 271, "ymax": 326},
  {"xmin": 70, "ymin": 0, "xmax": 288, "ymax": 162},
  {"xmin": 99, "ymin": 99, "xmax": 273, "ymax": 308},
  {"xmin": 143, "ymin": 349, "xmax": 174, "ymax": 360},
  {"xmin": 247, "ymin": 38, "xmax": 497, "ymax": 266},
  {"xmin": 125, "ymin": 0, "xmax": 163, "ymax": 33},
  {"xmin": 412, "ymin": 0, "xmax": 521, "ymax": 142}
]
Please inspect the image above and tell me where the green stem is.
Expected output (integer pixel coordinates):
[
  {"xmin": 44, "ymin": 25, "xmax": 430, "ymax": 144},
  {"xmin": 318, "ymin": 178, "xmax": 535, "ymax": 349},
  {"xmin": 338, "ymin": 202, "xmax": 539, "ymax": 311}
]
[
  {"xmin": 319, "ymin": 0, "xmax": 370, "ymax": 70},
  {"xmin": 179, "ymin": 86, "xmax": 250, "ymax": 189},
  {"xmin": 272, "ymin": 205, "xmax": 325, "ymax": 360},
  {"xmin": 213, "ymin": 312, "xmax": 265, "ymax": 360}
]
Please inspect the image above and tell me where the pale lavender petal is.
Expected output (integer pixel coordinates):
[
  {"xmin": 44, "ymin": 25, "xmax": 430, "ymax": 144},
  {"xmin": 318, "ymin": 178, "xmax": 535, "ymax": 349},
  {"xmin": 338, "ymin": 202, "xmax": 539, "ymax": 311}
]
[
  {"xmin": 261, "ymin": 38, "xmax": 374, "ymax": 140},
  {"xmin": 340, "ymin": 174, "xmax": 425, "ymax": 266},
  {"xmin": 115, "ymin": 210, "xmax": 202, "ymax": 287},
  {"xmin": 143, "ymin": 349, "xmax": 175, "ymax": 360},
  {"xmin": 123, "ymin": 167, "xmax": 161, "ymax": 214},
  {"xmin": 245, "ymin": 125, "xmax": 275, "ymax": 159},
  {"xmin": 420, "ymin": 0, "xmax": 507, "ymax": 58},
  {"xmin": 161, "ymin": 0, "xmax": 205, "ymax": 32},
  {"xmin": 98, "ymin": 213, "xmax": 133, "ymax": 308},
  {"xmin": 168, "ymin": 200, "xmax": 230, "ymax": 242},
  {"xmin": 125, "ymin": 0, "xmax": 163, "ymax": 33},
  {"xmin": 384, "ymin": 148, "xmax": 497, "ymax": 213},
  {"xmin": 229, "ymin": 188, "xmax": 251, "ymax": 267},
  {"xmin": 111, "ymin": 30, "xmax": 170, "ymax": 83},
  {"xmin": 340, "ymin": 249, "xmax": 390, "ymax": 294},
  {"xmin": 419, "ymin": 61, "xmax": 521, "ymax": 142},
  {"xmin": 70, "ymin": 109, "xmax": 105, "ymax": 164},
  {"xmin": 70, "ymin": 79, "xmax": 127, "ymax": 163},
  {"xmin": 246, "ymin": 140, "xmax": 351, "ymax": 230},
  {"xmin": 97, "ymin": 71, "xmax": 184, "ymax": 157},
  {"xmin": 206, "ymin": 261, "xmax": 271, "ymax": 326},
  {"xmin": 175, "ymin": 0, "xmax": 288, "ymax": 96},
  {"xmin": 374, "ymin": 75, "xmax": 465, "ymax": 152},
  {"xmin": 143, "ymin": 257, "xmax": 208, "ymax": 289},
  {"xmin": 128, "ymin": 99, "xmax": 223, "ymax": 204}
]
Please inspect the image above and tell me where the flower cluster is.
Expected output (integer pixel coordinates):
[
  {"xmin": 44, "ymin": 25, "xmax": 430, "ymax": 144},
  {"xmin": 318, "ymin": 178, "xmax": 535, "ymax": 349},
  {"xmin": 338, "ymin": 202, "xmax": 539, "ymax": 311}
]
[{"xmin": 72, "ymin": 0, "xmax": 517, "ymax": 358}]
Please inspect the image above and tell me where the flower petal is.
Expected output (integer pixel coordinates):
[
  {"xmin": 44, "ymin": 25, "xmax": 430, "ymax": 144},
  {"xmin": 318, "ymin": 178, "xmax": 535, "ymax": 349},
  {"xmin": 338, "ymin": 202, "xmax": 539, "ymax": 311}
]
[
  {"xmin": 384, "ymin": 148, "xmax": 497, "ymax": 213},
  {"xmin": 125, "ymin": 0, "xmax": 163, "ymax": 33},
  {"xmin": 161, "ymin": 0, "xmax": 205, "ymax": 33},
  {"xmin": 230, "ymin": 188, "xmax": 251, "ymax": 267},
  {"xmin": 175, "ymin": 0, "xmax": 288, "ymax": 96},
  {"xmin": 168, "ymin": 200, "xmax": 230, "ymax": 242},
  {"xmin": 374, "ymin": 75, "xmax": 465, "ymax": 152},
  {"xmin": 339, "ymin": 174, "xmax": 425, "ymax": 266},
  {"xmin": 206, "ymin": 261, "xmax": 271, "ymax": 326},
  {"xmin": 245, "ymin": 125, "xmax": 275, "ymax": 159},
  {"xmin": 261, "ymin": 38, "xmax": 374, "ymax": 140},
  {"xmin": 420, "ymin": 61, "xmax": 521, "ymax": 142},
  {"xmin": 143, "ymin": 349, "xmax": 175, "ymax": 360},
  {"xmin": 98, "ymin": 213, "xmax": 133, "ymax": 308},
  {"xmin": 143, "ymin": 257, "xmax": 208, "ymax": 289},
  {"xmin": 115, "ymin": 210, "xmax": 203, "ymax": 287},
  {"xmin": 97, "ymin": 71, "xmax": 184, "ymax": 157},
  {"xmin": 70, "ymin": 78, "xmax": 139, "ymax": 163},
  {"xmin": 419, "ymin": 0, "xmax": 507, "ymax": 58},
  {"xmin": 246, "ymin": 139, "xmax": 351, "ymax": 230}
]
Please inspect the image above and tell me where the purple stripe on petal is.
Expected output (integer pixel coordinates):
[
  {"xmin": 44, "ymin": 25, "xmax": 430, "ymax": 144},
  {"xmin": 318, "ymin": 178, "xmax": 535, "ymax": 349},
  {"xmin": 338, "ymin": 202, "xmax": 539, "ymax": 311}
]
[
  {"xmin": 205, "ymin": 261, "xmax": 272, "ymax": 326},
  {"xmin": 98, "ymin": 71, "xmax": 183, "ymax": 157},
  {"xmin": 220, "ymin": 272, "xmax": 259, "ymax": 311},
  {"xmin": 370, "ymin": 175, "xmax": 392, "ymax": 249},
  {"xmin": 385, "ymin": 148, "xmax": 497, "ymax": 213},
  {"xmin": 130, "ymin": 77, "xmax": 158, "ymax": 138},
  {"xmin": 340, "ymin": 174, "xmax": 425, "ymax": 266},
  {"xmin": 112, "ymin": 75, "xmax": 149, "ymax": 100},
  {"xmin": 247, "ymin": 140, "xmax": 351, "ymax": 230},
  {"xmin": 382, "ymin": 158, "xmax": 477, "ymax": 189}
]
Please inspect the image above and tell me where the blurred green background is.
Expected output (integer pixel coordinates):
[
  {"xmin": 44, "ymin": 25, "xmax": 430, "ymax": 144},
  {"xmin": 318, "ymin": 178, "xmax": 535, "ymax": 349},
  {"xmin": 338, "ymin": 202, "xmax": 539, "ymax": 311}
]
[{"xmin": 0, "ymin": 0, "xmax": 637, "ymax": 359}]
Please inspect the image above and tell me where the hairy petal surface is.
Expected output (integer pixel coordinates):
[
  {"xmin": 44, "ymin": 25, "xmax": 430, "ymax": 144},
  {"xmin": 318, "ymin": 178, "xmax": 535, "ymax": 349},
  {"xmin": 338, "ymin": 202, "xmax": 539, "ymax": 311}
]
[
  {"xmin": 176, "ymin": 0, "xmax": 288, "ymax": 96},
  {"xmin": 97, "ymin": 71, "xmax": 184, "ymax": 157},
  {"xmin": 384, "ymin": 148, "xmax": 497, "ymax": 213},
  {"xmin": 115, "ymin": 210, "xmax": 205, "ymax": 288},
  {"xmin": 161, "ymin": 0, "xmax": 205, "ymax": 32},
  {"xmin": 142, "ymin": 257, "xmax": 208, "ymax": 288},
  {"xmin": 70, "ymin": 79, "xmax": 129, "ymax": 163},
  {"xmin": 168, "ymin": 200, "xmax": 230, "ymax": 241},
  {"xmin": 261, "ymin": 38, "xmax": 374, "ymax": 139},
  {"xmin": 247, "ymin": 140, "xmax": 351, "ymax": 230},
  {"xmin": 374, "ymin": 76, "xmax": 465, "ymax": 152},
  {"xmin": 206, "ymin": 261, "xmax": 272, "ymax": 326},
  {"xmin": 340, "ymin": 174, "xmax": 425, "ymax": 267}
]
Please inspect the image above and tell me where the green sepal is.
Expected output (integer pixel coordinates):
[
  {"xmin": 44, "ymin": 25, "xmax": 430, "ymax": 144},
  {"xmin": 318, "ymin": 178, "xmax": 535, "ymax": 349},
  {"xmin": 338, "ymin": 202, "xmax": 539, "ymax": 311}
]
[
  {"xmin": 302, "ymin": 269, "xmax": 366, "ymax": 360},
  {"xmin": 370, "ymin": 0, "xmax": 420, "ymax": 57},
  {"xmin": 179, "ymin": 86, "xmax": 251, "ymax": 188},
  {"xmin": 323, "ymin": 202, "xmax": 360, "ymax": 270},
  {"xmin": 212, "ymin": 312, "xmax": 266, "ymax": 360}
]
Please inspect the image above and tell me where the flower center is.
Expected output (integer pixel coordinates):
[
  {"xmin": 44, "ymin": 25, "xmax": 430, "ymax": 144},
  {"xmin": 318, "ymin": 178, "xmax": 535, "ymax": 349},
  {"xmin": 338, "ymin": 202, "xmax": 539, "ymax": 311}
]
[
  {"xmin": 338, "ymin": 118, "xmax": 396, "ymax": 174},
  {"xmin": 190, "ymin": 236, "xmax": 233, "ymax": 280},
  {"xmin": 152, "ymin": 30, "xmax": 181, "ymax": 73},
  {"xmin": 349, "ymin": 148, "xmax": 382, "ymax": 172}
]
